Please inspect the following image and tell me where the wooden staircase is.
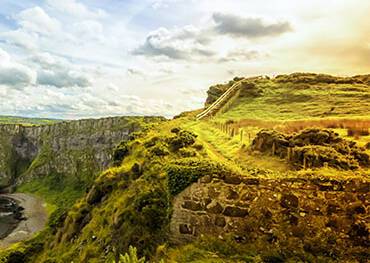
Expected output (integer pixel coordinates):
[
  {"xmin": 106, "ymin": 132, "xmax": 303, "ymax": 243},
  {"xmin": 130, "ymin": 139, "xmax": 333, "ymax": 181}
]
[{"xmin": 196, "ymin": 81, "xmax": 241, "ymax": 120}]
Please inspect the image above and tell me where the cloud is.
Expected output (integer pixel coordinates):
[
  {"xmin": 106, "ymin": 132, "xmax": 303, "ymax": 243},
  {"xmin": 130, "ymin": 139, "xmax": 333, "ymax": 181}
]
[
  {"xmin": 46, "ymin": 0, "xmax": 106, "ymax": 19},
  {"xmin": 212, "ymin": 13, "xmax": 292, "ymax": 38},
  {"xmin": 31, "ymin": 52, "xmax": 91, "ymax": 88},
  {"xmin": 37, "ymin": 70, "xmax": 90, "ymax": 88},
  {"xmin": 132, "ymin": 26, "xmax": 215, "ymax": 60},
  {"xmin": 15, "ymin": 6, "xmax": 60, "ymax": 35},
  {"xmin": 133, "ymin": 13, "xmax": 292, "ymax": 61},
  {"xmin": 1, "ymin": 29, "xmax": 38, "ymax": 50},
  {"xmin": 219, "ymin": 49, "xmax": 261, "ymax": 62},
  {"xmin": 0, "ymin": 48, "xmax": 36, "ymax": 89}
]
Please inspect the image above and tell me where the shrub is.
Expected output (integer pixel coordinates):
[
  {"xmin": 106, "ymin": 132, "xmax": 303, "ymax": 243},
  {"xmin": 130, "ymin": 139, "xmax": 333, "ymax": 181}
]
[
  {"xmin": 113, "ymin": 141, "xmax": 130, "ymax": 164},
  {"xmin": 170, "ymin": 127, "xmax": 181, "ymax": 134},
  {"xmin": 252, "ymin": 128, "xmax": 370, "ymax": 170},
  {"xmin": 291, "ymin": 145, "xmax": 359, "ymax": 170},
  {"xmin": 112, "ymin": 184, "xmax": 170, "ymax": 258},
  {"xmin": 150, "ymin": 143, "xmax": 170, "ymax": 157},
  {"xmin": 178, "ymin": 148, "xmax": 197, "ymax": 158},
  {"xmin": 116, "ymin": 246, "xmax": 147, "ymax": 263},
  {"xmin": 167, "ymin": 130, "xmax": 197, "ymax": 151},
  {"xmin": 166, "ymin": 158, "xmax": 228, "ymax": 195},
  {"xmin": 48, "ymin": 207, "xmax": 68, "ymax": 232}
]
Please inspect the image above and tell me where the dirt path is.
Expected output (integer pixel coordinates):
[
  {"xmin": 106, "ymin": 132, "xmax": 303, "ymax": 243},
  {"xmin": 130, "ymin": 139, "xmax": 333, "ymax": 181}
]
[{"xmin": 0, "ymin": 193, "xmax": 48, "ymax": 249}]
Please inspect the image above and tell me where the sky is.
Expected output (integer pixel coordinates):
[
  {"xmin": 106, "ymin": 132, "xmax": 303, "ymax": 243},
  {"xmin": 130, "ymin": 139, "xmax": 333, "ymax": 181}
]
[{"xmin": 0, "ymin": 0, "xmax": 369, "ymax": 119}]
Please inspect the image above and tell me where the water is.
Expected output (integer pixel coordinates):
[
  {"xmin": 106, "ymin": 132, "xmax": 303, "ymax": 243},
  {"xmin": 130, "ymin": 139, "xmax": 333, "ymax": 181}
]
[{"xmin": 0, "ymin": 196, "xmax": 23, "ymax": 239}]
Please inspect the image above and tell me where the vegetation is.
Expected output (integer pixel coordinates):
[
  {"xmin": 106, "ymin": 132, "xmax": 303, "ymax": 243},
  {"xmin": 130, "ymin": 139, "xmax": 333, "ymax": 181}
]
[{"xmin": 0, "ymin": 116, "xmax": 62, "ymax": 126}]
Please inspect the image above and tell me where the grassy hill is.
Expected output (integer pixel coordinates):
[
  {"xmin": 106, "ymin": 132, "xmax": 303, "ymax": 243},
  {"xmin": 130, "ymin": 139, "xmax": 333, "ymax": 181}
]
[
  {"xmin": 0, "ymin": 116, "xmax": 62, "ymax": 126},
  {"xmin": 211, "ymin": 73, "xmax": 370, "ymax": 122}
]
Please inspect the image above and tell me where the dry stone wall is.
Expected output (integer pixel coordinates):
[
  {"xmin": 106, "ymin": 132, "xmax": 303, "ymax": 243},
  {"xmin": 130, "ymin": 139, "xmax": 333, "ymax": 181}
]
[{"xmin": 170, "ymin": 173, "xmax": 369, "ymax": 259}]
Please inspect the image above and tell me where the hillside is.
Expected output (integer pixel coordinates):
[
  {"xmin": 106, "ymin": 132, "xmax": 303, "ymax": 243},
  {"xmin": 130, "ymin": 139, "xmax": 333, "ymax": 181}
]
[{"xmin": 0, "ymin": 73, "xmax": 369, "ymax": 263}]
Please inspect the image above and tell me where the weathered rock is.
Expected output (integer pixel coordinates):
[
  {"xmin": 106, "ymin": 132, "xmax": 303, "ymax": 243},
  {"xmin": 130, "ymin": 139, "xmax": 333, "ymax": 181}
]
[
  {"xmin": 223, "ymin": 206, "xmax": 248, "ymax": 217},
  {"xmin": 181, "ymin": 201, "xmax": 203, "ymax": 211},
  {"xmin": 224, "ymin": 174, "xmax": 241, "ymax": 185},
  {"xmin": 206, "ymin": 201, "xmax": 223, "ymax": 214},
  {"xmin": 226, "ymin": 189, "xmax": 239, "ymax": 200},
  {"xmin": 280, "ymin": 193, "xmax": 299, "ymax": 209},
  {"xmin": 243, "ymin": 178, "xmax": 260, "ymax": 185},
  {"xmin": 200, "ymin": 175, "xmax": 212, "ymax": 184},
  {"xmin": 179, "ymin": 224, "xmax": 193, "ymax": 234},
  {"xmin": 214, "ymin": 216, "xmax": 226, "ymax": 227},
  {"xmin": 346, "ymin": 203, "xmax": 366, "ymax": 215}
]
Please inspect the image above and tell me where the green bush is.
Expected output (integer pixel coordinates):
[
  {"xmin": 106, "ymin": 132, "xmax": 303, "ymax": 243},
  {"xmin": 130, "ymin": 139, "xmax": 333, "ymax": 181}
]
[
  {"xmin": 150, "ymin": 143, "xmax": 170, "ymax": 157},
  {"xmin": 115, "ymin": 246, "xmax": 147, "ymax": 263},
  {"xmin": 166, "ymin": 158, "xmax": 227, "ymax": 195},
  {"xmin": 167, "ymin": 130, "xmax": 197, "ymax": 151},
  {"xmin": 112, "ymin": 184, "xmax": 170, "ymax": 258},
  {"xmin": 113, "ymin": 141, "xmax": 130, "ymax": 164}
]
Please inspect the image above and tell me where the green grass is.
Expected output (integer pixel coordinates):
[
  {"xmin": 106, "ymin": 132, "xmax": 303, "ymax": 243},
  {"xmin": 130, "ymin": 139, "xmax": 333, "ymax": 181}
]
[
  {"xmin": 214, "ymin": 80, "xmax": 370, "ymax": 122},
  {"xmin": 0, "ymin": 116, "xmax": 62, "ymax": 126}
]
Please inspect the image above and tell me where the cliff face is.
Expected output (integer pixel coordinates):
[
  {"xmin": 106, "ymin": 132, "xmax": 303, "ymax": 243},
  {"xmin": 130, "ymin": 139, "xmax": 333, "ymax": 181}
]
[{"xmin": 0, "ymin": 117, "xmax": 163, "ymax": 190}]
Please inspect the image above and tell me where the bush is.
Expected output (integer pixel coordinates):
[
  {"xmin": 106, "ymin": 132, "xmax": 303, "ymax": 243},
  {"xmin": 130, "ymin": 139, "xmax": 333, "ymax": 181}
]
[
  {"xmin": 292, "ymin": 145, "xmax": 359, "ymax": 170},
  {"xmin": 116, "ymin": 246, "xmax": 147, "ymax": 263},
  {"xmin": 112, "ymin": 185, "xmax": 170, "ymax": 258},
  {"xmin": 167, "ymin": 130, "xmax": 197, "ymax": 151},
  {"xmin": 178, "ymin": 148, "xmax": 197, "ymax": 158},
  {"xmin": 113, "ymin": 141, "xmax": 130, "ymax": 164},
  {"xmin": 150, "ymin": 143, "xmax": 170, "ymax": 157},
  {"xmin": 166, "ymin": 158, "xmax": 228, "ymax": 195},
  {"xmin": 251, "ymin": 128, "xmax": 370, "ymax": 170}
]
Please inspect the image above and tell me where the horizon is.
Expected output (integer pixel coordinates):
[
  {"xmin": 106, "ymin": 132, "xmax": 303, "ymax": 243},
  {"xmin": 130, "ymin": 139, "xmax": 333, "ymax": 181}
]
[{"xmin": 1, "ymin": 0, "xmax": 369, "ymax": 119}]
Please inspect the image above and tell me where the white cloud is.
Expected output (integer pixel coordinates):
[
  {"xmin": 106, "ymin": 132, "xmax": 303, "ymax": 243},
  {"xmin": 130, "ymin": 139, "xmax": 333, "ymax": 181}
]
[
  {"xmin": 0, "ymin": 48, "xmax": 36, "ymax": 89},
  {"xmin": 30, "ymin": 52, "xmax": 91, "ymax": 88},
  {"xmin": 132, "ymin": 26, "xmax": 215, "ymax": 60},
  {"xmin": 1, "ymin": 29, "xmax": 38, "ymax": 50},
  {"xmin": 46, "ymin": 0, "xmax": 106, "ymax": 19},
  {"xmin": 15, "ymin": 6, "xmax": 60, "ymax": 35}
]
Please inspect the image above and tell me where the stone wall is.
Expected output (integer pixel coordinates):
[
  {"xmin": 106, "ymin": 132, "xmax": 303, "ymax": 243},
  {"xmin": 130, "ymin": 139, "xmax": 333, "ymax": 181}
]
[
  {"xmin": 0, "ymin": 117, "xmax": 160, "ymax": 190},
  {"xmin": 170, "ymin": 173, "xmax": 369, "ymax": 259}
]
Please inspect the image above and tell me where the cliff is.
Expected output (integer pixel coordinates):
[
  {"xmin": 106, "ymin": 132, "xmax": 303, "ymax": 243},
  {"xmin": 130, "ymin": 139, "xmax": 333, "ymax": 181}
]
[{"xmin": 0, "ymin": 117, "xmax": 164, "ymax": 191}]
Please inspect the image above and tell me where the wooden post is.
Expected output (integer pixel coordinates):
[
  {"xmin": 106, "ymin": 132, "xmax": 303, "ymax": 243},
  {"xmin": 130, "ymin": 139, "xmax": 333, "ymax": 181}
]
[
  {"xmin": 240, "ymin": 129, "xmax": 244, "ymax": 143},
  {"xmin": 272, "ymin": 142, "xmax": 276, "ymax": 155}
]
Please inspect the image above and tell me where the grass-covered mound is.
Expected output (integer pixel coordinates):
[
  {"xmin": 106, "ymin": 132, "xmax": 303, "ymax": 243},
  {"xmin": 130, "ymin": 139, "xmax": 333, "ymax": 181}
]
[
  {"xmin": 210, "ymin": 73, "xmax": 370, "ymax": 121},
  {"xmin": 251, "ymin": 128, "xmax": 370, "ymax": 170}
]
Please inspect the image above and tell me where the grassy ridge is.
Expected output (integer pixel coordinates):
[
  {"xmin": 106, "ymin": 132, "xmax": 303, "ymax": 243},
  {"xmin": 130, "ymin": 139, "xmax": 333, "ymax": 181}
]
[{"xmin": 0, "ymin": 116, "xmax": 62, "ymax": 126}]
